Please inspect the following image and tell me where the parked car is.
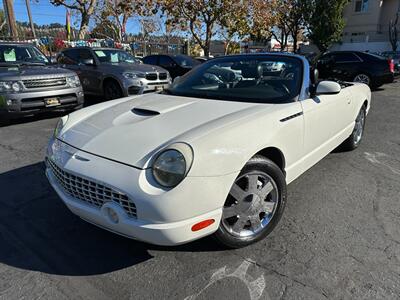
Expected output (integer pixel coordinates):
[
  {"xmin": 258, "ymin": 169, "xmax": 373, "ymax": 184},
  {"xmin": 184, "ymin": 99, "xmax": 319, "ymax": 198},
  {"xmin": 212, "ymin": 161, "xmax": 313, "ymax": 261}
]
[
  {"xmin": 317, "ymin": 51, "xmax": 394, "ymax": 88},
  {"xmin": 57, "ymin": 47, "xmax": 171, "ymax": 100},
  {"xmin": 380, "ymin": 51, "xmax": 400, "ymax": 75},
  {"xmin": 46, "ymin": 53, "xmax": 371, "ymax": 248},
  {"xmin": 143, "ymin": 54, "xmax": 200, "ymax": 79},
  {"xmin": 0, "ymin": 42, "xmax": 84, "ymax": 125}
]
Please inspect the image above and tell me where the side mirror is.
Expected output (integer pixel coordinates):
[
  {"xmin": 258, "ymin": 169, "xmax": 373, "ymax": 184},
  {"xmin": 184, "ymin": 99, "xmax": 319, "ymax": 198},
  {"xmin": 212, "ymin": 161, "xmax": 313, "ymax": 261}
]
[
  {"xmin": 81, "ymin": 58, "xmax": 95, "ymax": 66},
  {"xmin": 316, "ymin": 81, "xmax": 341, "ymax": 95}
]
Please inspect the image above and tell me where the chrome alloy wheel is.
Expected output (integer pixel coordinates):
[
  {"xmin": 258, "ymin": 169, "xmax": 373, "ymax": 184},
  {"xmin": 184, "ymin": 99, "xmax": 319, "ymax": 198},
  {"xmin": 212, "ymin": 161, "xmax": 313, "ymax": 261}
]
[
  {"xmin": 221, "ymin": 172, "xmax": 279, "ymax": 238},
  {"xmin": 353, "ymin": 108, "xmax": 365, "ymax": 145},
  {"xmin": 353, "ymin": 74, "xmax": 370, "ymax": 85}
]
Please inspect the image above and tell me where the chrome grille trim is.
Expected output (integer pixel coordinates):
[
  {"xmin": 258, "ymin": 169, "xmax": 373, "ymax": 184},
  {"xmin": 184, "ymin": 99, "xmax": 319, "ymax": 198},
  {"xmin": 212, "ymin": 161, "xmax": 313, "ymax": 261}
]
[
  {"xmin": 48, "ymin": 159, "xmax": 137, "ymax": 218},
  {"xmin": 23, "ymin": 77, "xmax": 67, "ymax": 89}
]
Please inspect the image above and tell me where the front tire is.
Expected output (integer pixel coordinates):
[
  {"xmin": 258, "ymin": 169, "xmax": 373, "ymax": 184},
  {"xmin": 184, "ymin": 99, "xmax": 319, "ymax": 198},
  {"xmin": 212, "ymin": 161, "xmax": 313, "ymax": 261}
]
[
  {"xmin": 104, "ymin": 80, "xmax": 123, "ymax": 100},
  {"xmin": 214, "ymin": 155, "xmax": 287, "ymax": 248},
  {"xmin": 341, "ymin": 106, "xmax": 366, "ymax": 151}
]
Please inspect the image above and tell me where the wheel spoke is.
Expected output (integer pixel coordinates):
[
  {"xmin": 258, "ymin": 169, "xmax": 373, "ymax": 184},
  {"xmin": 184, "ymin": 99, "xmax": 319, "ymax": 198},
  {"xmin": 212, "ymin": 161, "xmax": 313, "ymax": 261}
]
[
  {"xmin": 247, "ymin": 174, "xmax": 259, "ymax": 193},
  {"xmin": 232, "ymin": 216, "xmax": 248, "ymax": 232},
  {"xmin": 223, "ymin": 205, "xmax": 240, "ymax": 218},
  {"xmin": 262, "ymin": 201, "xmax": 276, "ymax": 213},
  {"xmin": 249, "ymin": 215, "xmax": 262, "ymax": 231},
  {"xmin": 259, "ymin": 181, "xmax": 274, "ymax": 199},
  {"xmin": 229, "ymin": 183, "xmax": 247, "ymax": 201}
]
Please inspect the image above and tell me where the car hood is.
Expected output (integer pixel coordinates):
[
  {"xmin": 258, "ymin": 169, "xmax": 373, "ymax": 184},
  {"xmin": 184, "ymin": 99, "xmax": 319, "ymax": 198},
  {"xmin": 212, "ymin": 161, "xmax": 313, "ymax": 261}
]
[
  {"xmin": 59, "ymin": 93, "xmax": 264, "ymax": 168},
  {"xmin": 0, "ymin": 65, "xmax": 74, "ymax": 79},
  {"xmin": 99, "ymin": 63, "xmax": 167, "ymax": 73}
]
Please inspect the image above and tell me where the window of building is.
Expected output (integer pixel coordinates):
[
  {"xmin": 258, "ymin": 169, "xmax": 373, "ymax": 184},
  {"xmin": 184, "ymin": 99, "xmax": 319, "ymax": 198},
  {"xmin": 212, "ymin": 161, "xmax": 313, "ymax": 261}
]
[{"xmin": 355, "ymin": 0, "xmax": 368, "ymax": 12}]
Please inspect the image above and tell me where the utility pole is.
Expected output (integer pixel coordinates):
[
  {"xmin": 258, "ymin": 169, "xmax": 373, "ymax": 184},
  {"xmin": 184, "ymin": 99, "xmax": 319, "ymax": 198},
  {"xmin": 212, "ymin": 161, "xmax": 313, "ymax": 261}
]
[
  {"xmin": 25, "ymin": 0, "xmax": 36, "ymax": 39},
  {"xmin": 3, "ymin": 0, "xmax": 18, "ymax": 40}
]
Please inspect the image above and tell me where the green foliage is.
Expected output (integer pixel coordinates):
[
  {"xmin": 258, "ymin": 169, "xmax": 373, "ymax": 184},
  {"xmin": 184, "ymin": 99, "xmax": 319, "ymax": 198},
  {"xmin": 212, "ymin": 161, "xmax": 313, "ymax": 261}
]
[{"xmin": 304, "ymin": 0, "xmax": 349, "ymax": 52}]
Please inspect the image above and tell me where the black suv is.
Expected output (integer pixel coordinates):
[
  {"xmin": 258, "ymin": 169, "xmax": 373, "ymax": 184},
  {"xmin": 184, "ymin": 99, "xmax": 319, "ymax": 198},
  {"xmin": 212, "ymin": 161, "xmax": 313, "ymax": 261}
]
[
  {"xmin": 143, "ymin": 54, "xmax": 200, "ymax": 79},
  {"xmin": 317, "ymin": 51, "xmax": 394, "ymax": 88}
]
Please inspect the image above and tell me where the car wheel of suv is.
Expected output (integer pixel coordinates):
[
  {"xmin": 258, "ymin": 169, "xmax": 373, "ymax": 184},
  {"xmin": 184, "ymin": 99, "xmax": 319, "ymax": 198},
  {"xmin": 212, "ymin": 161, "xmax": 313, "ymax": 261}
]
[
  {"xmin": 353, "ymin": 73, "xmax": 371, "ymax": 86},
  {"xmin": 214, "ymin": 155, "xmax": 287, "ymax": 248},
  {"xmin": 341, "ymin": 105, "xmax": 366, "ymax": 151},
  {"xmin": 104, "ymin": 80, "xmax": 123, "ymax": 100}
]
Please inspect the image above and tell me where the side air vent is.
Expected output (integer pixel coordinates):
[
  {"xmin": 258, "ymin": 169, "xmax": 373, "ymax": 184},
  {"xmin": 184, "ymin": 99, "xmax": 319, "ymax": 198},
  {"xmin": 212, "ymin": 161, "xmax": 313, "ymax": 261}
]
[{"xmin": 132, "ymin": 107, "xmax": 160, "ymax": 116}]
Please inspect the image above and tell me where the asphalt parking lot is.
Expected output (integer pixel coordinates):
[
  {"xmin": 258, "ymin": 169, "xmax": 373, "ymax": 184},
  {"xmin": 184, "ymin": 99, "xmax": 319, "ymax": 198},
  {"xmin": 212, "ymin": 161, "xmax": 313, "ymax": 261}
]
[{"xmin": 1, "ymin": 82, "xmax": 400, "ymax": 300}]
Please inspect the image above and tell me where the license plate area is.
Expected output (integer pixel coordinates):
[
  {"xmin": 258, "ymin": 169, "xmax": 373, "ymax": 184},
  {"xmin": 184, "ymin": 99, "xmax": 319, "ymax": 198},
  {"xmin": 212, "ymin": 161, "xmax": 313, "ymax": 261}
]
[
  {"xmin": 155, "ymin": 85, "xmax": 164, "ymax": 92},
  {"xmin": 44, "ymin": 97, "xmax": 61, "ymax": 107}
]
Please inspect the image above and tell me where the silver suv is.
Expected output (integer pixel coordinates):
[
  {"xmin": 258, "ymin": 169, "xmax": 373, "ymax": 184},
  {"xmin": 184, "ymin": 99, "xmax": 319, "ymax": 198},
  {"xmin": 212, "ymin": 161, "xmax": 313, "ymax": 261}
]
[
  {"xmin": 0, "ymin": 43, "xmax": 84, "ymax": 123},
  {"xmin": 57, "ymin": 47, "xmax": 171, "ymax": 100}
]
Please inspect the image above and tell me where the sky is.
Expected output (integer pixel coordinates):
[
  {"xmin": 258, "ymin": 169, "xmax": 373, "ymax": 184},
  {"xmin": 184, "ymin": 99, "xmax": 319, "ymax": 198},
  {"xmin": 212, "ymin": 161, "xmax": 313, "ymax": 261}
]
[{"xmin": 0, "ymin": 0, "xmax": 142, "ymax": 34}]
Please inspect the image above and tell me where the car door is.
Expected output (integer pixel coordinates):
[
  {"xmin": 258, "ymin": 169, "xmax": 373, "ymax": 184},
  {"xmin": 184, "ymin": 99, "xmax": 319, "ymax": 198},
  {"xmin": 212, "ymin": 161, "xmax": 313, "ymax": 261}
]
[
  {"xmin": 300, "ymin": 87, "xmax": 351, "ymax": 172},
  {"xmin": 159, "ymin": 55, "xmax": 179, "ymax": 78},
  {"xmin": 77, "ymin": 49, "xmax": 102, "ymax": 95},
  {"xmin": 330, "ymin": 52, "xmax": 362, "ymax": 81}
]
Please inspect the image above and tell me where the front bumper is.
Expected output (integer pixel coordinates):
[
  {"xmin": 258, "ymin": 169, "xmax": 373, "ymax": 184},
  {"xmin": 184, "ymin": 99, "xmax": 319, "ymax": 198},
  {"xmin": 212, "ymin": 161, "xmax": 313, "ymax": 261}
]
[
  {"xmin": 122, "ymin": 78, "xmax": 171, "ymax": 96},
  {"xmin": 45, "ymin": 138, "xmax": 236, "ymax": 245},
  {"xmin": 0, "ymin": 87, "xmax": 84, "ymax": 116}
]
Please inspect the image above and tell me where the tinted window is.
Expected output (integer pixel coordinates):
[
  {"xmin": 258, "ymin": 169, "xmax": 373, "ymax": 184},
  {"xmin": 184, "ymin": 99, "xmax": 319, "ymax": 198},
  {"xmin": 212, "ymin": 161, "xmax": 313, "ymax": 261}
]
[
  {"xmin": 78, "ymin": 49, "xmax": 93, "ymax": 60},
  {"xmin": 143, "ymin": 56, "xmax": 158, "ymax": 65},
  {"xmin": 62, "ymin": 49, "xmax": 80, "ymax": 64},
  {"xmin": 173, "ymin": 55, "xmax": 200, "ymax": 67},
  {"xmin": 166, "ymin": 55, "xmax": 303, "ymax": 104},
  {"xmin": 0, "ymin": 45, "xmax": 48, "ymax": 64},
  {"xmin": 333, "ymin": 53, "xmax": 361, "ymax": 63},
  {"xmin": 159, "ymin": 56, "xmax": 175, "ymax": 68}
]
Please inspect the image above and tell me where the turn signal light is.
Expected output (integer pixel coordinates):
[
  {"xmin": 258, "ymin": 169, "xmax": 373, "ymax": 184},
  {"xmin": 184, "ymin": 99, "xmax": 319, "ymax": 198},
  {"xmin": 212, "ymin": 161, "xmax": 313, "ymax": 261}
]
[{"xmin": 191, "ymin": 219, "xmax": 215, "ymax": 232}]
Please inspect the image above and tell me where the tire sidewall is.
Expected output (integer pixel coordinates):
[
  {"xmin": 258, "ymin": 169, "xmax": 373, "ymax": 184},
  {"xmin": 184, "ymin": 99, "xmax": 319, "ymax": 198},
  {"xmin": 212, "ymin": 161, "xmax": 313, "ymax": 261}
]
[
  {"xmin": 104, "ymin": 81, "xmax": 122, "ymax": 100},
  {"xmin": 214, "ymin": 156, "xmax": 287, "ymax": 248}
]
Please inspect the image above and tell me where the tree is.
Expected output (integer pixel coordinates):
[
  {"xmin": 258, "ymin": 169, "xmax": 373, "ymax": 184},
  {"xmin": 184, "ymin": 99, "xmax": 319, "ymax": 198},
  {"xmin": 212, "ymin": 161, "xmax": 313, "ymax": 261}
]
[
  {"xmin": 163, "ymin": 0, "xmax": 233, "ymax": 56},
  {"xmin": 389, "ymin": 12, "xmax": 399, "ymax": 51},
  {"xmin": 93, "ymin": 0, "xmax": 159, "ymax": 42},
  {"xmin": 304, "ymin": 0, "xmax": 349, "ymax": 52},
  {"xmin": 50, "ymin": 0, "xmax": 99, "ymax": 39},
  {"xmin": 217, "ymin": 1, "xmax": 249, "ymax": 55},
  {"xmin": 248, "ymin": 0, "xmax": 277, "ymax": 44}
]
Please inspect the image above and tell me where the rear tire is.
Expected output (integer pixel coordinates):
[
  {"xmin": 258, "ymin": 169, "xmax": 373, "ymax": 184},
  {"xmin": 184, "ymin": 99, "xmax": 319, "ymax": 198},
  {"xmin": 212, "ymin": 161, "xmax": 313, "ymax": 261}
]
[
  {"xmin": 104, "ymin": 80, "xmax": 123, "ymax": 100},
  {"xmin": 214, "ymin": 155, "xmax": 287, "ymax": 248},
  {"xmin": 340, "ymin": 106, "xmax": 366, "ymax": 151}
]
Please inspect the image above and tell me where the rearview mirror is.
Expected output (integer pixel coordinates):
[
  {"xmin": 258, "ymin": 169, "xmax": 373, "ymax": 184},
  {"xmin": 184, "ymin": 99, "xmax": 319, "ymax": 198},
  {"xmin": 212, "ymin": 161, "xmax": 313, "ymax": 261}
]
[{"xmin": 316, "ymin": 81, "xmax": 341, "ymax": 95}]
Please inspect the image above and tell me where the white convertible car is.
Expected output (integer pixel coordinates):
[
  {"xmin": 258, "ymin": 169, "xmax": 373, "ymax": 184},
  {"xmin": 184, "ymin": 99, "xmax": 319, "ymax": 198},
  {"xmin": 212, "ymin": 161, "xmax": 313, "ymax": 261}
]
[{"xmin": 46, "ymin": 53, "xmax": 371, "ymax": 248}]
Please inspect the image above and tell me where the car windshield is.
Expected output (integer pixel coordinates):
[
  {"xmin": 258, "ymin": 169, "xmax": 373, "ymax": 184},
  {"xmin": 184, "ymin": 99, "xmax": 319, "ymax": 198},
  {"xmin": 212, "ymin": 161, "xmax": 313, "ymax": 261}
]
[
  {"xmin": 0, "ymin": 45, "xmax": 48, "ymax": 65},
  {"xmin": 173, "ymin": 55, "xmax": 200, "ymax": 67},
  {"xmin": 165, "ymin": 55, "xmax": 303, "ymax": 104},
  {"xmin": 94, "ymin": 49, "xmax": 141, "ymax": 64}
]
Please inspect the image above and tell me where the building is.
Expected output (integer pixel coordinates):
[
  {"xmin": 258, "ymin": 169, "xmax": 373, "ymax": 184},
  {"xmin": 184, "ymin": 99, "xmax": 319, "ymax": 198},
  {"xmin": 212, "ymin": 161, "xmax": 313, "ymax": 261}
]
[{"xmin": 332, "ymin": 0, "xmax": 400, "ymax": 52}]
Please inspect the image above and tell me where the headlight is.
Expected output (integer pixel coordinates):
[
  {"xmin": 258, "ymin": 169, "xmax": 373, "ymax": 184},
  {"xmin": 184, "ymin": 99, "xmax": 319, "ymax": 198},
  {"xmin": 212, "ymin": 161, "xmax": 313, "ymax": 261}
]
[
  {"xmin": 54, "ymin": 115, "xmax": 69, "ymax": 137},
  {"xmin": 0, "ymin": 81, "xmax": 23, "ymax": 93},
  {"xmin": 66, "ymin": 75, "xmax": 81, "ymax": 87},
  {"xmin": 123, "ymin": 72, "xmax": 146, "ymax": 79},
  {"xmin": 152, "ymin": 143, "xmax": 193, "ymax": 188}
]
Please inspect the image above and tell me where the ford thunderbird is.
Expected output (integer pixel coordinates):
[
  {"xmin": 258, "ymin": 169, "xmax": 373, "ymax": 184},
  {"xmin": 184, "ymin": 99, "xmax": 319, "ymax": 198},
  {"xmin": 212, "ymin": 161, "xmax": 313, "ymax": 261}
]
[{"xmin": 45, "ymin": 53, "xmax": 371, "ymax": 248}]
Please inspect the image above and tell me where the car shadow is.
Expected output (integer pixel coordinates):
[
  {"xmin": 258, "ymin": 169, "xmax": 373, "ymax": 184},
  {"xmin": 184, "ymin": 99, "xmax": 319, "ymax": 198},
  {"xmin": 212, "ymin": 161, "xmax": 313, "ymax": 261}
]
[{"xmin": 0, "ymin": 162, "xmax": 222, "ymax": 276}]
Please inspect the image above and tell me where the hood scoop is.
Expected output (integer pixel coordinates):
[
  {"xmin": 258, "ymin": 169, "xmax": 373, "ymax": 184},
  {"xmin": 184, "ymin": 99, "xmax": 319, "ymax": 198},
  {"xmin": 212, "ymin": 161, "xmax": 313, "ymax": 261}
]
[{"xmin": 132, "ymin": 107, "xmax": 160, "ymax": 116}]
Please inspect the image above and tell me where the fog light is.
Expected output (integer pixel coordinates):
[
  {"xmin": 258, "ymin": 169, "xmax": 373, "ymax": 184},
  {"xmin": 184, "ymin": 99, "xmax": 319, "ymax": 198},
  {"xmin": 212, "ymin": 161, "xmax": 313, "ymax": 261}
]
[
  {"xmin": 6, "ymin": 99, "xmax": 12, "ymax": 106},
  {"xmin": 106, "ymin": 207, "xmax": 119, "ymax": 224}
]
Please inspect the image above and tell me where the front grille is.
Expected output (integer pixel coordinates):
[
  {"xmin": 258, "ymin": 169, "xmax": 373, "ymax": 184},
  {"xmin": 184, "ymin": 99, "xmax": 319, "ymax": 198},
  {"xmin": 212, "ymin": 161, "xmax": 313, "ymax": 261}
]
[
  {"xmin": 159, "ymin": 73, "xmax": 168, "ymax": 80},
  {"xmin": 145, "ymin": 73, "xmax": 157, "ymax": 81},
  {"xmin": 48, "ymin": 159, "xmax": 137, "ymax": 218},
  {"xmin": 23, "ymin": 77, "xmax": 67, "ymax": 89}
]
